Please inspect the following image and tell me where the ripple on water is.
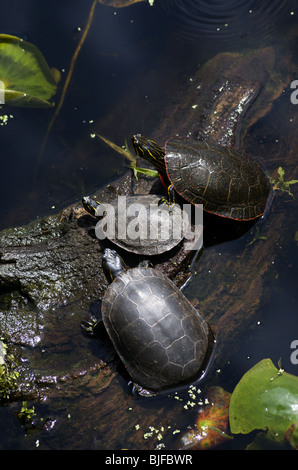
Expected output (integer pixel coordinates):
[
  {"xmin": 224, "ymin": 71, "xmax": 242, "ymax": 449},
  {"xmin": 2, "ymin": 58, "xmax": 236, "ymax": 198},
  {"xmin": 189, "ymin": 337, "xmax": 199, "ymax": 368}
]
[{"xmin": 155, "ymin": 0, "xmax": 297, "ymax": 47}]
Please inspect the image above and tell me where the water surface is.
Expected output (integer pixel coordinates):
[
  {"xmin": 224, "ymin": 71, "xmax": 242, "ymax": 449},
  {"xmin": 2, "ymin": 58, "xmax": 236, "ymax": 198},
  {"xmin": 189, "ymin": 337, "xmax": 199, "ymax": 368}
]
[{"xmin": 0, "ymin": 0, "xmax": 298, "ymax": 450}]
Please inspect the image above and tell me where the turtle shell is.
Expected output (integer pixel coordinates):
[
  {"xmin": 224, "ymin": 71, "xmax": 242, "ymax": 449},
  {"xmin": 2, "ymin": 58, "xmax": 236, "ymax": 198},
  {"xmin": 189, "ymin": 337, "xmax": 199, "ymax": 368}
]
[
  {"xmin": 95, "ymin": 194, "xmax": 189, "ymax": 255},
  {"xmin": 164, "ymin": 138, "xmax": 271, "ymax": 220},
  {"xmin": 101, "ymin": 266, "xmax": 211, "ymax": 392}
]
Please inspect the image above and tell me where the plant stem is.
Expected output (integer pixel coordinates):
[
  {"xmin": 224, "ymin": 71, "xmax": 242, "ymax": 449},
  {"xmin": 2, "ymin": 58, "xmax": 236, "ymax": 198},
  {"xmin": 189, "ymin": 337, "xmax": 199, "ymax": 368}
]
[{"xmin": 35, "ymin": 0, "xmax": 98, "ymax": 179}]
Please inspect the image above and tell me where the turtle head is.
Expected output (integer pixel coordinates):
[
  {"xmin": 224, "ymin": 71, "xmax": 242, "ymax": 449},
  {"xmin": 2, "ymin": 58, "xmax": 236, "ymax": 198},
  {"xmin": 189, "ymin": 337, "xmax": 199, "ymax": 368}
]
[
  {"xmin": 82, "ymin": 196, "xmax": 101, "ymax": 217},
  {"xmin": 132, "ymin": 134, "xmax": 166, "ymax": 174},
  {"xmin": 102, "ymin": 248, "xmax": 127, "ymax": 283}
]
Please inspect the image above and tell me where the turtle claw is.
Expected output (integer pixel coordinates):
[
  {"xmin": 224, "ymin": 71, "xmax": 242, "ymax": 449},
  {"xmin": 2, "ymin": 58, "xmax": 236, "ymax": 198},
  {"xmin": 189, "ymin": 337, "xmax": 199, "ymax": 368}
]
[
  {"xmin": 130, "ymin": 382, "xmax": 157, "ymax": 398},
  {"xmin": 80, "ymin": 317, "xmax": 99, "ymax": 336},
  {"xmin": 158, "ymin": 197, "xmax": 176, "ymax": 210},
  {"xmin": 138, "ymin": 259, "xmax": 153, "ymax": 269}
]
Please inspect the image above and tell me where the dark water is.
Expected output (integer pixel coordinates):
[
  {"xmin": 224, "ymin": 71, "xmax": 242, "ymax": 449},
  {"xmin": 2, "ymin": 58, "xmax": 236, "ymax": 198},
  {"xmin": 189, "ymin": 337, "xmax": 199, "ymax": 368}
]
[{"xmin": 1, "ymin": 0, "xmax": 298, "ymax": 450}]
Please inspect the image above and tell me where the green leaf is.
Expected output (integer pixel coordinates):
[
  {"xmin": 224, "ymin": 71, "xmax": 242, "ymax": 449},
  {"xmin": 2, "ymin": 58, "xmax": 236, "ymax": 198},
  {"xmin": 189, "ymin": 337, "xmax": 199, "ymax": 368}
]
[
  {"xmin": 94, "ymin": 133, "xmax": 159, "ymax": 179},
  {"xmin": 271, "ymin": 166, "xmax": 298, "ymax": 198},
  {"xmin": 129, "ymin": 164, "xmax": 159, "ymax": 178},
  {"xmin": 0, "ymin": 34, "xmax": 58, "ymax": 108},
  {"xmin": 95, "ymin": 133, "xmax": 137, "ymax": 163},
  {"xmin": 229, "ymin": 358, "xmax": 298, "ymax": 448}
]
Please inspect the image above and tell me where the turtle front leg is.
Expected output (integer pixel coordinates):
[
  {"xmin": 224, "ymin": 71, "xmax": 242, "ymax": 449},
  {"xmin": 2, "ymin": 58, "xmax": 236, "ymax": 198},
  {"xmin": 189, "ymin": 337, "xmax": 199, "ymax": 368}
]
[
  {"xmin": 138, "ymin": 259, "xmax": 153, "ymax": 268},
  {"xmin": 81, "ymin": 317, "xmax": 103, "ymax": 337},
  {"xmin": 158, "ymin": 184, "xmax": 176, "ymax": 208},
  {"xmin": 131, "ymin": 382, "xmax": 157, "ymax": 397}
]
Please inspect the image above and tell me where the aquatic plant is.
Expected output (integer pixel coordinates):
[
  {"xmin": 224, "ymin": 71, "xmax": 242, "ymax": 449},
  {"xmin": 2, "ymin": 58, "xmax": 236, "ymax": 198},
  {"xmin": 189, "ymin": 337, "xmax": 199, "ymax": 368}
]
[
  {"xmin": 229, "ymin": 358, "xmax": 298, "ymax": 449},
  {"xmin": 0, "ymin": 34, "xmax": 58, "ymax": 108},
  {"xmin": 16, "ymin": 401, "xmax": 36, "ymax": 425},
  {"xmin": 271, "ymin": 166, "xmax": 298, "ymax": 198},
  {"xmin": 0, "ymin": 341, "xmax": 19, "ymax": 401}
]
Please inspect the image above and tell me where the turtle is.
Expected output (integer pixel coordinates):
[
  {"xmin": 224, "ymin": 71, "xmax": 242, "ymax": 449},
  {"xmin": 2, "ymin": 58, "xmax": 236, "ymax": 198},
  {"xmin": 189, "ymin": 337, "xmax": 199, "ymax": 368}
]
[
  {"xmin": 81, "ymin": 248, "xmax": 214, "ymax": 394},
  {"xmin": 131, "ymin": 134, "xmax": 272, "ymax": 221},
  {"xmin": 82, "ymin": 193, "xmax": 190, "ymax": 255}
]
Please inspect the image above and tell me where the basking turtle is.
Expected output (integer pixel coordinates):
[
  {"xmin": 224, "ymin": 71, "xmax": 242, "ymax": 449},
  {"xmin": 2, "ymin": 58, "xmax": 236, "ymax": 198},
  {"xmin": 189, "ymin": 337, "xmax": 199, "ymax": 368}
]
[
  {"xmin": 132, "ymin": 134, "xmax": 272, "ymax": 221},
  {"xmin": 82, "ymin": 194, "xmax": 189, "ymax": 255},
  {"xmin": 81, "ymin": 248, "xmax": 214, "ymax": 393}
]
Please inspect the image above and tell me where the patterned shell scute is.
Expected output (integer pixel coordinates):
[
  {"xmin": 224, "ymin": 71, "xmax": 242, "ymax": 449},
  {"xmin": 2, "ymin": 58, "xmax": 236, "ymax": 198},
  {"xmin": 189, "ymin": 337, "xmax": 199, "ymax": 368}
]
[
  {"xmin": 96, "ymin": 194, "xmax": 189, "ymax": 255},
  {"xmin": 165, "ymin": 138, "xmax": 271, "ymax": 220},
  {"xmin": 101, "ymin": 267, "xmax": 209, "ymax": 391}
]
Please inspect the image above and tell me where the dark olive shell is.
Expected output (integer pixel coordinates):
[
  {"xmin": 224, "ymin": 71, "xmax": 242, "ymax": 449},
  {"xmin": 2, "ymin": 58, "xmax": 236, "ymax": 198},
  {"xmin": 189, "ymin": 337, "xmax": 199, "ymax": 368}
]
[
  {"xmin": 101, "ymin": 266, "xmax": 211, "ymax": 392},
  {"xmin": 96, "ymin": 194, "xmax": 189, "ymax": 255},
  {"xmin": 165, "ymin": 138, "xmax": 271, "ymax": 220}
]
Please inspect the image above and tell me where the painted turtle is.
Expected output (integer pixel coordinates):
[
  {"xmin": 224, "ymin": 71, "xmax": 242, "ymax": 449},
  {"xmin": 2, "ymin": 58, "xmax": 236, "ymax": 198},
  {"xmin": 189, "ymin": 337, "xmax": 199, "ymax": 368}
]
[
  {"xmin": 82, "ymin": 248, "xmax": 214, "ymax": 393},
  {"xmin": 82, "ymin": 194, "xmax": 189, "ymax": 255},
  {"xmin": 132, "ymin": 134, "xmax": 272, "ymax": 221}
]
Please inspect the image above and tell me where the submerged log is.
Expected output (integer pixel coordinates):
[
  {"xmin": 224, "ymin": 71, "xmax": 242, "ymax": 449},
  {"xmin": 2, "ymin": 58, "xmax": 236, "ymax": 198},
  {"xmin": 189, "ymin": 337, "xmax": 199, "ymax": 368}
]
[{"xmin": 0, "ymin": 45, "xmax": 293, "ymax": 449}]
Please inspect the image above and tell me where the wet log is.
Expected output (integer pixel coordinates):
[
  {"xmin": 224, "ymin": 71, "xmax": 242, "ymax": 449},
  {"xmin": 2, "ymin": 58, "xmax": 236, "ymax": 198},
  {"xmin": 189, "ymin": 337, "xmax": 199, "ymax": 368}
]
[{"xmin": 0, "ymin": 44, "xmax": 293, "ymax": 449}]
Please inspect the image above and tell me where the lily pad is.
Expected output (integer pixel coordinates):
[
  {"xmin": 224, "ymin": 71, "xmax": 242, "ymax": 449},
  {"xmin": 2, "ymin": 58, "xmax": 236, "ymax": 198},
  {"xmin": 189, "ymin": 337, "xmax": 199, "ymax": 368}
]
[
  {"xmin": 229, "ymin": 358, "xmax": 298, "ymax": 449},
  {"xmin": 0, "ymin": 34, "xmax": 58, "ymax": 108}
]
